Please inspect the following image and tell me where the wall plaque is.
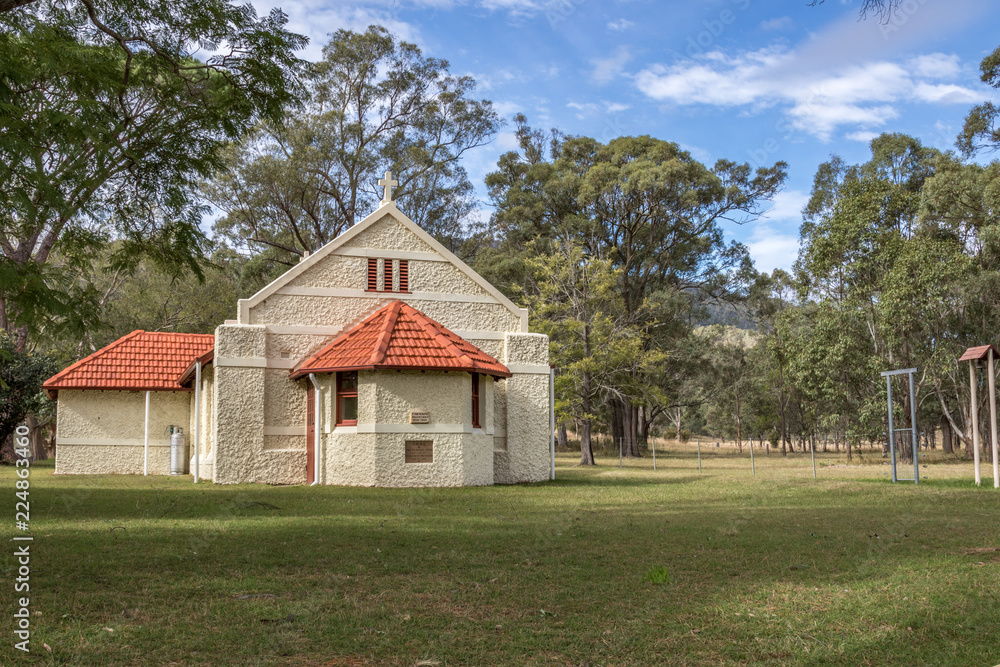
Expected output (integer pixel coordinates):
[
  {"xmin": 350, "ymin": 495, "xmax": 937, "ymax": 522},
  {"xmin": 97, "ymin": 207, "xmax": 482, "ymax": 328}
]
[
  {"xmin": 409, "ymin": 411, "xmax": 430, "ymax": 424},
  {"xmin": 405, "ymin": 440, "xmax": 433, "ymax": 463}
]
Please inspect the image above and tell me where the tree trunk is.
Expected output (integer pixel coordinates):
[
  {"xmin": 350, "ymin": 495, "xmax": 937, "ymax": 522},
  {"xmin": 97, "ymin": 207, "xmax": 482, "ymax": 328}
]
[
  {"xmin": 558, "ymin": 422, "xmax": 568, "ymax": 449},
  {"xmin": 580, "ymin": 374, "xmax": 596, "ymax": 465},
  {"xmin": 621, "ymin": 401, "xmax": 641, "ymax": 457},
  {"xmin": 27, "ymin": 415, "xmax": 48, "ymax": 461},
  {"xmin": 637, "ymin": 405, "xmax": 648, "ymax": 450}
]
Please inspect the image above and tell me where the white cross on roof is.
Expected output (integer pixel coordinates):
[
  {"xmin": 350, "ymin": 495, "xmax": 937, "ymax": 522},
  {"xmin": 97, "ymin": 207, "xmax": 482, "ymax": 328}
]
[{"xmin": 378, "ymin": 170, "xmax": 398, "ymax": 205}]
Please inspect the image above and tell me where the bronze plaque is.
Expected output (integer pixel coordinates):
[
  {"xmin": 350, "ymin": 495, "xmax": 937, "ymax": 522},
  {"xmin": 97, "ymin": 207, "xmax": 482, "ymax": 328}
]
[
  {"xmin": 405, "ymin": 440, "xmax": 433, "ymax": 463},
  {"xmin": 409, "ymin": 411, "xmax": 430, "ymax": 424}
]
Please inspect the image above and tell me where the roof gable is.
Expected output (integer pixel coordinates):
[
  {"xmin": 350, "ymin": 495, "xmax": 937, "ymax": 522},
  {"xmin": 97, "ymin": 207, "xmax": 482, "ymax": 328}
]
[
  {"xmin": 290, "ymin": 300, "xmax": 511, "ymax": 378},
  {"xmin": 238, "ymin": 203, "xmax": 527, "ymax": 330},
  {"xmin": 43, "ymin": 331, "xmax": 215, "ymax": 398}
]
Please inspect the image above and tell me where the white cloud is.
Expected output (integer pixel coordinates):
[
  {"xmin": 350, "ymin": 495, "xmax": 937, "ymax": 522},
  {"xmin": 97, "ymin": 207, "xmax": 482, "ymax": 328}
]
[
  {"xmin": 745, "ymin": 224, "xmax": 800, "ymax": 274},
  {"xmin": 846, "ymin": 130, "xmax": 879, "ymax": 143},
  {"xmin": 634, "ymin": 44, "xmax": 981, "ymax": 141},
  {"xmin": 912, "ymin": 82, "xmax": 981, "ymax": 104},
  {"xmin": 607, "ymin": 18, "xmax": 634, "ymax": 32},
  {"xmin": 908, "ymin": 53, "xmax": 962, "ymax": 79},
  {"xmin": 759, "ymin": 16, "xmax": 792, "ymax": 31},
  {"xmin": 590, "ymin": 46, "xmax": 632, "ymax": 85},
  {"xmin": 566, "ymin": 100, "xmax": 631, "ymax": 119},
  {"xmin": 762, "ymin": 190, "xmax": 810, "ymax": 223}
]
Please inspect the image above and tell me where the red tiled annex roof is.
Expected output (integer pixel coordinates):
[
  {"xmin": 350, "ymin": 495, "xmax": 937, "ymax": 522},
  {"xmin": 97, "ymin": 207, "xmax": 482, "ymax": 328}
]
[
  {"xmin": 959, "ymin": 344, "xmax": 1000, "ymax": 362},
  {"xmin": 43, "ymin": 331, "xmax": 215, "ymax": 399},
  {"xmin": 291, "ymin": 300, "xmax": 511, "ymax": 379}
]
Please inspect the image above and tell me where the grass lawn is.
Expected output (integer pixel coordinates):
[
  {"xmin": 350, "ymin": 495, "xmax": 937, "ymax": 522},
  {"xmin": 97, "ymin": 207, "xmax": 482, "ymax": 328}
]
[{"xmin": 3, "ymin": 445, "xmax": 1000, "ymax": 666}]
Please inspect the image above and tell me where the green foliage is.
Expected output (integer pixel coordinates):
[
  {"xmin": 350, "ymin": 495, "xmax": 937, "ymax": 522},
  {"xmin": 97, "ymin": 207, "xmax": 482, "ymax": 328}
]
[
  {"xmin": 0, "ymin": 330, "xmax": 57, "ymax": 447},
  {"xmin": 0, "ymin": 0, "xmax": 306, "ymax": 346},
  {"xmin": 205, "ymin": 25, "xmax": 499, "ymax": 265}
]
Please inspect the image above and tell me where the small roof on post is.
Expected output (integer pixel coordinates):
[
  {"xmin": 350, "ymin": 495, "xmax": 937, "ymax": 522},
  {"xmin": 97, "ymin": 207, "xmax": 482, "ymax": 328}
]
[
  {"xmin": 290, "ymin": 300, "xmax": 511, "ymax": 379},
  {"xmin": 959, "ymin": 345, "xmax": 1000, "ymax": 362}
]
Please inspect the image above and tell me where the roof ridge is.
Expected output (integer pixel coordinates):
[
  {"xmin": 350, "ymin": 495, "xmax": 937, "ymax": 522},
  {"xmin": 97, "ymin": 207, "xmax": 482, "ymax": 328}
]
[
  {"xmin": 42, "ymin": 329, "xmax": 146, "ymax": 388},
  {"xmin": 369, "ymin": 300, "xmax": 403, "ymax": 366}
]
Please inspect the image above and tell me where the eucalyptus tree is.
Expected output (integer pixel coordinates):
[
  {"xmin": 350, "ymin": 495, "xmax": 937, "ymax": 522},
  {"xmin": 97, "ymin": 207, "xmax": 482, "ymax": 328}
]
[
  {"xmin": 485, "ymin": 122, "xmax": 786, "ymax": 455},
  {"xmin": 205, "ymin": 26, "xmax": 500, "ymax": 265},
  {"xmin": 0, "ymin": 1, "xmax": 307, "ymax": 351}
]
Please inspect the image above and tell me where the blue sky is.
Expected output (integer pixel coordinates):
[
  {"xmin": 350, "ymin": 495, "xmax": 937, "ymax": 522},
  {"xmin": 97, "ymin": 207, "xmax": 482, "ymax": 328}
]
[{"xmin": 250, "ymin": 0, "xmax": 999, "ymax": 273}]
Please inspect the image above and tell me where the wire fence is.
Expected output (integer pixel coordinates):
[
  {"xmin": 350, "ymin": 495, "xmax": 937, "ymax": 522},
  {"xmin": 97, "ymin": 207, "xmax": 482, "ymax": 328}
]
[{"xmin": 557, "ymin": 435, "xmax": 981, "ymax": 482}]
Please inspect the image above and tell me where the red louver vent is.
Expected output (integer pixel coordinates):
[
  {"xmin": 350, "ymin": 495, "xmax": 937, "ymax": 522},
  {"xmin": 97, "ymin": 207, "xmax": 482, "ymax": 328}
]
[
  {"xmin": 367, "ymin": 258, "xmax": 378, "ymax": 291},
  {"xmin": 398, "ymin": 260, "xmax": 408, "ymax": 292}
]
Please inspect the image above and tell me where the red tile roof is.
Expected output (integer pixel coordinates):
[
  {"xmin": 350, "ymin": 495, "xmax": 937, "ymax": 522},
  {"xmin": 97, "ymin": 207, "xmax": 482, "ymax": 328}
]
[
  {"xmin": 291, "ymin": 300, "xmax": 511, "ymax": 379},
  {"xmin": 959, "ymin": 345, "xmax": 1000, "ymax": 362},
  {"xmin": 43, "ymin": 331, "xmax": 215, "ymax": 398}
]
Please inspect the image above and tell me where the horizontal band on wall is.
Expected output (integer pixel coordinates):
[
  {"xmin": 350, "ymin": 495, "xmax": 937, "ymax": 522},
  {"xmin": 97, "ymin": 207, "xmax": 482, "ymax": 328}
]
[
  {"xmin": 56, "ymin": 437, "xmax": 172, "ymax": 447},
  {"xmin": 331, "ymin": 248, "xmax": 450, "ymax": 262},
  {"xmin": 264, "ymin": 426, "xmax": 306, "ymax": 436},
  {"xmin": 266, "ymin": 324, "xmax": 345, "ymax": 336},
  {"xmin": 215, "ymin": 357, "xmax": 267, "ymax": 368},
  {"xmin": 265, "ymin": 324, "xmax": 507, "ymax": 342},
  {"xmin": 327, "ymin": 423, "xmax": 475, "ymax": 434},
  {"xmin": 506, "ymin": 364, "xmax": 552, "ymax": 375},
  {"xmin": 274, "ymin": 286, "xmax": 500, "ymax": 304}
]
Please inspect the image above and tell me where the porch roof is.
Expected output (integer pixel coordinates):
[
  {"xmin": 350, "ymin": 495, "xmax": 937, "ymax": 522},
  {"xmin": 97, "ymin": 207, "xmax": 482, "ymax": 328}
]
[{"xmin": 290, "ymin": 300, "xmax": 511, "ymax": 379}]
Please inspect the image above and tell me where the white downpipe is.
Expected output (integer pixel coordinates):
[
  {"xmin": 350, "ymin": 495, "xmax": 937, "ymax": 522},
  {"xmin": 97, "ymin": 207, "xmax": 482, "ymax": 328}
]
[
  {"xmin": 143, "ymin": 390, "xmax": 150, "ymax": 476},
  {"xmin": 308, "ymin": 373, "xmax": 322, "ymax": 486},
  {"xmin": 193, "ymin": 361, "xmax": 201, "ymax": 483},
  {"xmin": 549, "ymin": 366, "xmax": 555, "ymax": 481}
]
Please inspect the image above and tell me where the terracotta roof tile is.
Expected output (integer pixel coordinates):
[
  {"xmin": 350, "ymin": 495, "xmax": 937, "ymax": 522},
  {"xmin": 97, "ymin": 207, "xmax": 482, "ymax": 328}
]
[
  {"xmin": 291, "ymin": 300, "xmax": 511, "ymax": 379},
  {"xmin": 43, "ymin": 331, "xmax": 215, "ymax": 398}
]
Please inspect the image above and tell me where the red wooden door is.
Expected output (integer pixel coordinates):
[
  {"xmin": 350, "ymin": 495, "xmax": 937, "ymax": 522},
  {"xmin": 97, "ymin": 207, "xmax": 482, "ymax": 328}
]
[{"xmin": 306, "ymin": 383, "xmax": 315, "ymax": 484}]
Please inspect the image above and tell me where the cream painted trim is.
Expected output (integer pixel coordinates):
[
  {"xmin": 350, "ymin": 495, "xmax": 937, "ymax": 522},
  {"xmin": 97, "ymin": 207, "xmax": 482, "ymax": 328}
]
[
  {"xmin": 265, "ymin": 324, "xmax": 506, "ymax": 341},
  {"xmin": 265, "ymin": 358, "xmax": 298, "ymax": 370},
  {"xmin": 215, "ymin": 357, "xmax": 266, "ymax": 368},
  {"xmin": 354, "ymin": 423, "xmax": 471, "ymax": 434},
  {"xmin": 507, "ymin": 364, "xmax": 552, "ymax": 375},
  {"xmin": 493, "ymin": 427, "xmax": 506, "ymax": 437},
  {"xmin": 329, "ymin": 425, "xmax": 356, "ymax": 434},
  {"xmin": 332, "ymin": 247, "xmax": 448, "ymax": 262},
  {"xmin": 264, "ymin": 426, "xmax": 306, "ymax": 436},
  {"xmin": 266, "ymin": 324, "xmax": 344, "ymax": 336},
  {"xmin": 57, "ymin": 437, "xmax": 171, "ymax": 447},
  {"xmin": 274, "ymin": 286, "xmax": 500, "ymax": 304},
  {"xmin": 456, "ymin": 330, "xmax": 507, "ymax": 341},
  {"xmin": 238, "ymin": 203, "xmax": 528, "ymax": 329}
]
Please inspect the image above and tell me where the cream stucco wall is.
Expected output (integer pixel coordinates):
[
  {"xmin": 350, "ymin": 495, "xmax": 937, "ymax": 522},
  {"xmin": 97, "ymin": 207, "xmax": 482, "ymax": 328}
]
[
  {"xmin": 501, "ymin": 333, "xmax": 551, "ymax": 484},
  {"xmin": 317, "ymin": 370, "xmax": 494, "ymax": 487},
  {"xmin": 55, "ymin": 389, "xmax": 191, "ymax": 475}
]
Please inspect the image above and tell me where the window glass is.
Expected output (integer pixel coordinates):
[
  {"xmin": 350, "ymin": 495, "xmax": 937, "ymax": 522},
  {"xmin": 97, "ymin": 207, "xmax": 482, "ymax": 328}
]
[{"xmin": 340, "ymin": 395, "xmax": 358, "ymax": 422}]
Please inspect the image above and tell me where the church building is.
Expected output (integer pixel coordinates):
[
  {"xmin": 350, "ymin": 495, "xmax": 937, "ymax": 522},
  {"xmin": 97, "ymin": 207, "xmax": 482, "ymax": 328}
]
[{"xmin": 42, "ymin": 176, "xmax": 552, "ymax": 486}]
